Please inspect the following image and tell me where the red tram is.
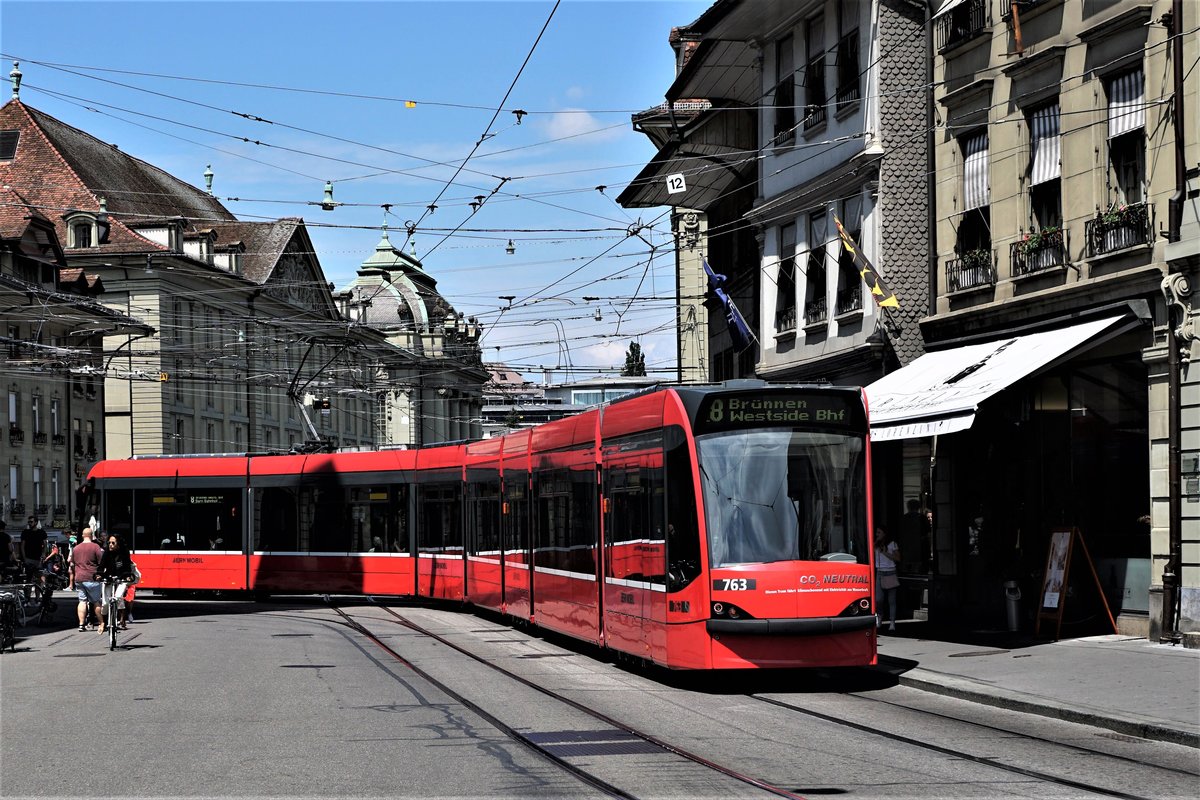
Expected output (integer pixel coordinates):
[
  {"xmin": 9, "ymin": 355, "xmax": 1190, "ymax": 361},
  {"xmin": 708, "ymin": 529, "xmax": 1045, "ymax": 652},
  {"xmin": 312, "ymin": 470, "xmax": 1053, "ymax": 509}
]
[{"xmin": 85, "ymin": 382, "xmax": 878, "ymax": 669}]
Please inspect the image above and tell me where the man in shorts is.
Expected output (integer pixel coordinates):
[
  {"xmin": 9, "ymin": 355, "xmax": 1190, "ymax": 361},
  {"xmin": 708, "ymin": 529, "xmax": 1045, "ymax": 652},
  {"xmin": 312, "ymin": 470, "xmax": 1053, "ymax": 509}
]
[{"xmin": 69, "ymin": 528, "xmax": 103, "ymax": 632}]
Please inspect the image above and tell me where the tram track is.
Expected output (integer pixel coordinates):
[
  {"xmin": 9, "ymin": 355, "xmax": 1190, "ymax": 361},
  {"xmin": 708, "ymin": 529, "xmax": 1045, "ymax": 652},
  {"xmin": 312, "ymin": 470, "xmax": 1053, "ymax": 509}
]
[
  {"xmin": 747, "ymin": 691, "xmax": 1195, "ymax": 800},
  {"xmin": 318, "ymin": 599, "xmax": 1193, "ymax": 800},
  {"xmin": 327, "ymin": 598, "xmax": 805, "ymax": 800}
]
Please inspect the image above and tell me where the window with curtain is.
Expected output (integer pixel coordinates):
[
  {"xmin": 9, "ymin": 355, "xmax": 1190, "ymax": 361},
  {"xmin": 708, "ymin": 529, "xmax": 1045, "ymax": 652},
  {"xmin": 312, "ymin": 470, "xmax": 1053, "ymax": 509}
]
[
  {"xmin": 836, "ymin": 195, "xmax": 864, "ymax": 315},
  {"xmin": 804, "ymin": 15, "xmax": 826, "ymax": 129},
  {"xmin": 776, "ymin": 223, "xmax": 797, "ymax": 332},
  {"xmin": 804, "ymin": 212, "xmax": 828, "ymax": 324},
  {"xmin": 774, "ymin": 34, "xmax": 795, "ymax": 144},
  {"xmin": 1107, "ymin": 70, "xmax": 1145, "ymax": 205},
  {"xmin": 1028, "ymin": 102, "xmax": 1061, "ymax": 229}
]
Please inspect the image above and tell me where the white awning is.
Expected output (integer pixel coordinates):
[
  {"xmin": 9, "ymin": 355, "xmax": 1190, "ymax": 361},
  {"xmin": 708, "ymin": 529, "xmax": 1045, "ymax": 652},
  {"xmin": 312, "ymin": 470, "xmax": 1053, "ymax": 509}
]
[
  {"xmin": 1108, "ymin": 70, "xmax": 1145, "ymax": 139},
  {"xmin": 1029, "ymin": 103, "xmax": 1061, "ymax": 185},
  {"xmin": 866, "ymin": 315, "xmax": 1136, "ymax": 442},
  {"xmin": 962, "ymin": 131, "xmax": 989, "ymax": 210},
  {"xmin": 933, "ymin": 0, "xmax": 968, "ymax": 19}
]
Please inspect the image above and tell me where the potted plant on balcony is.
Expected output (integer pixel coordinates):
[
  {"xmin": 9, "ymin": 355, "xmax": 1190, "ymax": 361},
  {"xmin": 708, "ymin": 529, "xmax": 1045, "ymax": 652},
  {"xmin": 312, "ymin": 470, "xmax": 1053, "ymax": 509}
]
[
  {"xmin": 1018, "ymin": 225, "xmax": 1060, "ymax": 255},
  {"xmin": 961, "ymin": 247, "xmax": 992, "ymax": 273}
]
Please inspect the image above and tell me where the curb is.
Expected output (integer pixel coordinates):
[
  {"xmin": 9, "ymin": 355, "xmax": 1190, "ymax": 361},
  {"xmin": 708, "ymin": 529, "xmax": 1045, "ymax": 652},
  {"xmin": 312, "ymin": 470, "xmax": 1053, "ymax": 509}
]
[{"xmin": 877, "ymin": 656, "xmax": 1199, "ymax": 749}]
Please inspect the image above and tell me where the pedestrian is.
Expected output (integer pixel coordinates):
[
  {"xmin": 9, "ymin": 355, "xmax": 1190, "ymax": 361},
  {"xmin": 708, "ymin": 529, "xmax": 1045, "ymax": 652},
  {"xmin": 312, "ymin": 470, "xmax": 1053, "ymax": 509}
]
[
  {"xmin": 95, "ymin": 533, "xmax": 137, "ymax": 632},
  {"xmin": 0, "ymin": 520, "xmax": 14, "ymax": 573},
  {"xmin": 874, "ymin": 525, "xmax": 901, "ymax": 632},
  {"xmin": 69, "ymin": 528, "xmax": 104, "ymax": 632},
  {"xmin": 20, "ymin": 516, "xmax": 47, "ymax": 600}
]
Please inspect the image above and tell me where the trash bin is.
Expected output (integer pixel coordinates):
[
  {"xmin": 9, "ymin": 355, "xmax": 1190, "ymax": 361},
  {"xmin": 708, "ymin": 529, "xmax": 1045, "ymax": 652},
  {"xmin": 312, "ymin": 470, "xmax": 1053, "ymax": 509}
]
[{"xmin": 1004, "ymin": 580, "xmax": 1021, "ymax": 632}]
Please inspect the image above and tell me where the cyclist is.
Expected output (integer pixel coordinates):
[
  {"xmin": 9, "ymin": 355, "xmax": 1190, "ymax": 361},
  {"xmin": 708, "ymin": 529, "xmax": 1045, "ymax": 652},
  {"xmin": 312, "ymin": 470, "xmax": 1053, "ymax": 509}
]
[
  {"xmin": 95, "ymin": 533, "xmax": 135, "ymax": 633},
  {"xmin": 69, "ymin": 528, "xmax": 103, "ymax": 632}
]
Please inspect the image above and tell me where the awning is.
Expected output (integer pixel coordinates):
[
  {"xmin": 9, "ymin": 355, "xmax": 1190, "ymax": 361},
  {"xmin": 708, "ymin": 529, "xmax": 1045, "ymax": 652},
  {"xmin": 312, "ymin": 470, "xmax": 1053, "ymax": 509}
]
[
  {"xmin": 1108, "ymin": 69, "xmax": 1145, "ymax": 139},
  {"xmin": 866, "ymin": 315, "xmax": 1137, "ymax": 442},
  {"xmin": 933, "ymin": 0, "xmax": 968, "ymax": 19},
  {"xmin": 1029, "ymin": 103, "xmax": 1061, "ymax": 185}
]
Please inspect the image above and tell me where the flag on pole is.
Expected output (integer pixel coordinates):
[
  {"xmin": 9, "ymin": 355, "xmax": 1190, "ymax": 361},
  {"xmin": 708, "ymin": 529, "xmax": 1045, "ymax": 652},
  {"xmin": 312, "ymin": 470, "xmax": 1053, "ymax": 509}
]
[
  {"xmin": 702, "ymin": 256, "xmax": 755, "ymax": 353},
  {"xmin": 833, "ymin": 215, "xmax": 899, "ymax": 308}
]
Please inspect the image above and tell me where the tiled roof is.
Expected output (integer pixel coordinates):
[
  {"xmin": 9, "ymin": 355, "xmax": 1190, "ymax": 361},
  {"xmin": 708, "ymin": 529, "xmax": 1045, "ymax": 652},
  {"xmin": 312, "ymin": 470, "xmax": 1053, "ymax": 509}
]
[
  {"xmin": 209, "ymin": 218, "xmax": 301, "ymax": 284},
  {"xmin": 0, "ymin": 100, "xmax": 234, "ymax": 253}
]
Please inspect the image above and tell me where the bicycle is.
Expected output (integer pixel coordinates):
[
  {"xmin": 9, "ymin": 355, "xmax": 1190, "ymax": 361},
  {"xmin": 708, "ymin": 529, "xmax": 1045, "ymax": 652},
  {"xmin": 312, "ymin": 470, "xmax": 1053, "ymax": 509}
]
[
  {"xmin": 0, "ymin": 589, "xmax": 18, "ymax": 652},
  {"xmin": 100, "ymin": 577, "xmax": 125, "ymax": 651}
]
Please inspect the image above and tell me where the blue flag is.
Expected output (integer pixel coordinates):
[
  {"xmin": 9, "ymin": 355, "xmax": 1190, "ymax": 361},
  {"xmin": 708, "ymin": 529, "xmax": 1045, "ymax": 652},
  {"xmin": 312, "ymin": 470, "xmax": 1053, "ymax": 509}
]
[{"xmin": 702, "ymin": 257, "xmax": 755, "ymax": 353}]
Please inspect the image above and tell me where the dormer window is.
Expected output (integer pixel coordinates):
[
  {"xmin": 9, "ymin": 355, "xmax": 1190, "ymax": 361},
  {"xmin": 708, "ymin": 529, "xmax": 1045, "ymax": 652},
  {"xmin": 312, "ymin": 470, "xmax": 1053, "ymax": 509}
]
[
  {"xmin": 0, "ymin": 130, "xmax": 18, "ymax": 160},
  {"xmin": 63, "ymin": 211, "xmax": 99, "ymax": 249}
]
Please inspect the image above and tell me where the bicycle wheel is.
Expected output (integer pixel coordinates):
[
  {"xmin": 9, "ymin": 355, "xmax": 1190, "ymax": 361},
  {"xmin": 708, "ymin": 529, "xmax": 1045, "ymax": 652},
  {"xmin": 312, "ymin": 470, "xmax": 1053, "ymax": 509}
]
[{"xmin": 108, "ymin": 599, "xmax": 118, "ymax": 650}]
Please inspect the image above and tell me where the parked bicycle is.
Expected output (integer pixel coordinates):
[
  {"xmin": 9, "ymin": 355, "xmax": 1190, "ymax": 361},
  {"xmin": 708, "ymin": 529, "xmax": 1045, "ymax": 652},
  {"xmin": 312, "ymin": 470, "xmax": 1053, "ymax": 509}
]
[{"xmin": 0, "ymin": 588, "xmax": 18, "ymax": 652}]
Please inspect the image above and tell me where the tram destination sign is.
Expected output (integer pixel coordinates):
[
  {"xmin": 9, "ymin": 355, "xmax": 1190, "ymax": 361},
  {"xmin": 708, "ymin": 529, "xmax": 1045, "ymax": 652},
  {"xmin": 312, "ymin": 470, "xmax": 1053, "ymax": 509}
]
[{"xmin": 694, "ymin": 391, "xmax": 864, "ymax": 434}]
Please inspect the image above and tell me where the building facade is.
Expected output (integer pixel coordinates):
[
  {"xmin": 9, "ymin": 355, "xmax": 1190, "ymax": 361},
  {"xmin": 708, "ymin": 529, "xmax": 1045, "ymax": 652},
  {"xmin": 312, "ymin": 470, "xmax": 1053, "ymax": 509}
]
[
  {"xmin": 1, "ymin": 187, "xmax": 146, "ymax": 529},
  {"xmin": 1, "ymin": 82, "xmax": 483, "ymax": 463},
  {"xmin": 867, "ymin": 0, "xmax": 1198, "ymax": 642}
]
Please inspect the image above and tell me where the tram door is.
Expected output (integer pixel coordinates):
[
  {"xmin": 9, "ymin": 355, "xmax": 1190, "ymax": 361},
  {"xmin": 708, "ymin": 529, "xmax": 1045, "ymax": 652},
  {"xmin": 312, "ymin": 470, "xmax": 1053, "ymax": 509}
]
[{"xmin": 601, "ymin": 432, "xmax": 666, "ymax": 657}]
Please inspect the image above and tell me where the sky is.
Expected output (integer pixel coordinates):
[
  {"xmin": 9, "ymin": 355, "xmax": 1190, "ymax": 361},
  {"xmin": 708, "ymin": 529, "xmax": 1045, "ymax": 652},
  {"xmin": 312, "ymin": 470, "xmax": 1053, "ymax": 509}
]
[{"xmin": 1, "ymin": 0, "xmax": 710, "ymax": 383}]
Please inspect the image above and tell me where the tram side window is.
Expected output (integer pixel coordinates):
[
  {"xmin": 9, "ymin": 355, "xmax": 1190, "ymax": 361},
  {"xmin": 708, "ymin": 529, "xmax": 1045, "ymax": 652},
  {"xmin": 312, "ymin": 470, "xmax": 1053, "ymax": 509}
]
[
  {"xmin": 536, "ymin": 464, "xmax": 596, "ymax": 576},
  {"xmin": 345, "ymin": 486, "xmax": 403, "ymax": 553},
  {"xmin": 104, "ymin": 489, "xmax": 134, "ymax": 548},
  {"xmin": 300, "ymin": 483, "xmax": 351, "ymax": 553},
  {"xmin": 665, "ymin": 426, "xmax": 701, "ymax": 591},
  {"xmin": 256, "ymin": 486, "xmax": 298, "ymax": 551},
  {"xmin": 467, "ymin": 477, "xmax": 501, "ymax": 555},
  {"xmin": 133, "ymin": 489, "xmax": 241, "ymax": 551},
  {"xmin": 418, "ymin": 483, "xmax": 461, "ymax": 555},
  {"xmin": 504, "ymin": 475, "xmax": 529, "ymax": 560}
]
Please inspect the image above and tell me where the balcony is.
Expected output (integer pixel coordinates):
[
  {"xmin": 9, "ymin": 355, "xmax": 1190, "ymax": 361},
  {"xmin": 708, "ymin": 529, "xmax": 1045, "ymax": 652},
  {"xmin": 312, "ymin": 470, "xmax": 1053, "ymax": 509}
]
[
  {"xmin": 1011, "ymin": 228, "xmax": 1068, "ymax": 277},
  {"xmin": 937, "ymin": 0, "xmax": 988, "ymax": 52},
  {"xmin": 836, "ymin": 285, "xmax": 863, "ymax": 316},
  {"xmin": 775, "ymin": 304, "xmax": 797, "ymax": 334},
  {"xmin": 804, "ymin": 295, "xmax": 828, "ymax": 326},
  {"xmin": 33, "ymin": 431, "xmax": 47, "ymax": 445},
  {"xmin": 53, "ymin": 504, "xmax": 67, "ymax": 516},
  {"xmin": 1086, "ymin": 203, "xmax": 1150, "ymax": 258},
  {"xmin": 35, "ymin": 504, "xmax": 48, "ymax": 516},
  {"xmin": 52, "ymin": 433, "xmax": 66, "ymax": 447},
  {"xmin": 9, "ymin": 503, "xmax": 25, "ymax": 519},
  {"xmin": 8, "ymin": 426, "xmax": 23, "ymax": 446},
  {"xmin": 947, "ymin": 248, "xmax": 996, "ymax": 292}
]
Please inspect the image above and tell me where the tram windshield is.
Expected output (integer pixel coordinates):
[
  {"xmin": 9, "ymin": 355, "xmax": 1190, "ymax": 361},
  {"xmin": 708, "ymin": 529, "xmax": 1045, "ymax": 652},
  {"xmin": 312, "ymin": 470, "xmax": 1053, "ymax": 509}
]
[{"xmin": 696, "ymin": 429, "xmax": 868, "ymax": 567}]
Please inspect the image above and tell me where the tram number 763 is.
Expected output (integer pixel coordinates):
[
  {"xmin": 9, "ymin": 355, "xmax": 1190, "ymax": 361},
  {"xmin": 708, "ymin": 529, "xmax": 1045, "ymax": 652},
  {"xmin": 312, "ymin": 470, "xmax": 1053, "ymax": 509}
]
[{"xmin": 713, "ymin": 578, "xmax": 756, "ymax": 591}]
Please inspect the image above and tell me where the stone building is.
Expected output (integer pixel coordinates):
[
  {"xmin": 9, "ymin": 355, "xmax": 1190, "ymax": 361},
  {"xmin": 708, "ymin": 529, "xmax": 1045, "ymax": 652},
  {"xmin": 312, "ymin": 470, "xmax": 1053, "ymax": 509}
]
[
  {"xmin": 620, "ymin": 0, "xmax": 931, "ymax": 386},
  {"xmin": 866, "ymin": 0, "xmax": 1198, "ymax": 641},
  {"xmin": 335, "ymin": 229, "xmax": 487, "ymax": 446},
  {"xmin": 1, "ymin": 75, "xmax": 476, "ymax": 462},
  {"xmin": 1, "ymin": 186, "xmax": 146, "ymax": 528}
]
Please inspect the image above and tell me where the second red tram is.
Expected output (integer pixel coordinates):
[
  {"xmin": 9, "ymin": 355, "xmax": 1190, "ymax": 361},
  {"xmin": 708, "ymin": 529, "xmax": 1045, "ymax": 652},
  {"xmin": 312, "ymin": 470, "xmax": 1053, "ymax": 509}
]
[{"xmin": 85, "ymin": 382, "xmax": 878, "ymax": 669}]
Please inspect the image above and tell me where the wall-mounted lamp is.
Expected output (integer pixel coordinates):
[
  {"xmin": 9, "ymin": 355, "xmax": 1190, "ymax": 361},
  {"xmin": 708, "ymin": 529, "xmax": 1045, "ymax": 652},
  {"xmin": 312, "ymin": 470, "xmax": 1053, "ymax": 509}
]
[{"xmin": 505, "ymin": 239, "xmax": 515, "ymax": 255}]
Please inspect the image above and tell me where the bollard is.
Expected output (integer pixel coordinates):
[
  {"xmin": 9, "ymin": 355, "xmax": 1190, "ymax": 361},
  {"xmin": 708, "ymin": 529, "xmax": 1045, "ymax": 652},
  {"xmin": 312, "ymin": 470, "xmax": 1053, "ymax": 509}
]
[{"xmin": 1004, "ymin": 580, "xmax": 1021, "ymax": 632}]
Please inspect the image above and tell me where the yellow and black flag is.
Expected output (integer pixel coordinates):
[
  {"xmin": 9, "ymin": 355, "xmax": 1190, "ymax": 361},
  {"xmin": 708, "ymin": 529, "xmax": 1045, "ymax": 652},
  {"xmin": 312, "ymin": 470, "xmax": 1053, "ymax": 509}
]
[{"xmin": 833, "ymin": 215, "xmax": 899, "ymax": 309}]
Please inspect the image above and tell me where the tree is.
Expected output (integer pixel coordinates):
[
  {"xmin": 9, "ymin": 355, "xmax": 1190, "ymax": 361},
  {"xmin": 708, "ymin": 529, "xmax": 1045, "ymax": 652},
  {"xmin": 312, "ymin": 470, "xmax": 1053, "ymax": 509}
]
[{"xmin": 622, "ymin": 342, "xmax": 646, "ymax": 376}]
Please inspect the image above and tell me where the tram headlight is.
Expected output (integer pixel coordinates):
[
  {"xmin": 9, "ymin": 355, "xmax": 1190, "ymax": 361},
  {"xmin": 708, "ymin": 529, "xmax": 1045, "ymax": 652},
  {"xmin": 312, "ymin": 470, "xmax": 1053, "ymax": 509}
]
[
  {"xmin": 710, "ymin": 602, "xmax": 754, "ymax": 620},
  {"xmin": 836, "ymin": 597, "xmax": 873, "ymax": 617},
  {"xmin": 712, "ymin": 602, "xmax": 725, "ymax": 616}
]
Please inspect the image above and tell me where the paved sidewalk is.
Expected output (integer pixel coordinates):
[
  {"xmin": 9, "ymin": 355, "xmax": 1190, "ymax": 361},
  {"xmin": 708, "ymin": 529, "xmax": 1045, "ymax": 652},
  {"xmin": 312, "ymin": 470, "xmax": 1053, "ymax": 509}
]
[{"xmin": 872, "ymin": 622, "xmax": 1200, "ymax": 748}]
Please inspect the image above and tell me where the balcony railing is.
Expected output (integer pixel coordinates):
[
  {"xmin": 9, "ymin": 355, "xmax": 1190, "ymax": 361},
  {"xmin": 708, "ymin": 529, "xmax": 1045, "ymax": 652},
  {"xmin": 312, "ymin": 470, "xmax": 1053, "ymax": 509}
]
[
  {"xmin": 775, "ymin": 304, "xmax": 797, "ymax": 334},
  {"xmin": 35, "ymin": 504, "xmax": 48, "ymax": 516},
  {"xmin": 836, "ymin": 285, "xmax": 863, "ymax": 315},
  {"xmin": 1085, "ymin": 203, "xmax": 1150, "ymax": 257},
  {"xmin": 804, "ymin": 295, "xmax": 828, "ymax": 326},
  {"xmin": 53, "ymin": 504, "xmax": 67, "ymax": 516},
  {"xmin": 8, "ymin": 427, "xmax": 23, "ymax": 445},
  {"xmin": 937, "ymin": 0, "xmax": 988, "ymax": 51},
  {"xmin": 52, "ymin": 433, "xmax": 66, "ymax": 447},
  {"xmin": 1011, "ymin": 228, "xmax": 1068, "ymax": 277},
  {"xmin": 947, "ymin": 249, "xmax": 996, "ymax": 292},
  {"xmin": 9, "ymin": 503, "xmax": 25, "ymax": 519},
  {"xmin": 33, "ymin": 431, "xmax": 47, "ymax": 445}
]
